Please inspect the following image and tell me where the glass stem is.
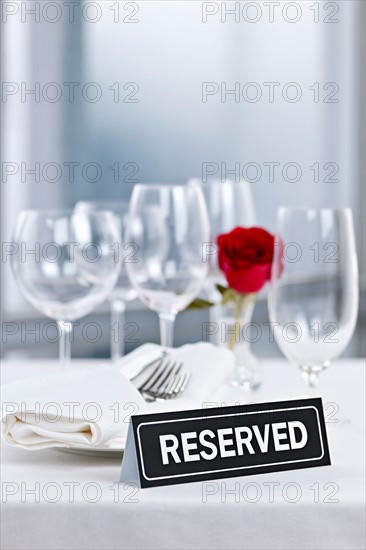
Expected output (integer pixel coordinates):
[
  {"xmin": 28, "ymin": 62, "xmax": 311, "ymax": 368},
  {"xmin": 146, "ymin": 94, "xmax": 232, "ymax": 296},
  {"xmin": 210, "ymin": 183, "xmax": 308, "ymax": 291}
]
[
  {"xmin": 159, "ymin": 312, "xmax": 176, "ymax": 348},
  {"xmin": 206, "ymin": 281, "xmax": 221, "ymax": 345},
  {"xmin": 301, "ymin": 366, "xmax": 321, "ymax": 394},
  {"xmin": 58, "ymin": 320, "xmax": 72, "ymax": 371},
  {"xmin": 110, "ymin": 299, "xmax": 126, "ymax": 362}
]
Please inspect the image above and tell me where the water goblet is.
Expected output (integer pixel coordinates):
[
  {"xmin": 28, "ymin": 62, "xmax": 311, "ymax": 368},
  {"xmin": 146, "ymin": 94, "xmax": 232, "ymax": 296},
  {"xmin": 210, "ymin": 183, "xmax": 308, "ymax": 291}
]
[
  {"xmin": 269, "ymin": 207, "xmax": 358, "ymax": 390},
  {"xmin": 125, "ymin": 184, "xmax": 210, "ymax": 347},
  {"xmin": 12, "ymin": 209, "xmax": 121, "ymax": 368}
]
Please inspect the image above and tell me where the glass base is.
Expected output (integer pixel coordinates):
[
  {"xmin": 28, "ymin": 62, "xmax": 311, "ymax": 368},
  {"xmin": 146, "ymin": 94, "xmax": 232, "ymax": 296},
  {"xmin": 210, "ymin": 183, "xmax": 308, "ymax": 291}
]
[
  {"xmin": 228, "ymin": 362, "xmax": 262, "ymax": 392},
  {"xmin": 299, "ymin": 361, "xmax": 330, "ymax": 388}
]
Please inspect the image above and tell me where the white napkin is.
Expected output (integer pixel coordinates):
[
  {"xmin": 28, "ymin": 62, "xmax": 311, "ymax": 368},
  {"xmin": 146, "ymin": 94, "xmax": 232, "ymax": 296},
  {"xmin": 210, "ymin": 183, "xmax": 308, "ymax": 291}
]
[
  {"xmin": 117, "ymin": 342, "xmax": 234, "ymax": 402},
  {"xmin": 1, "ymin": 368, "xmax": 145, "ymax": 450},
  {"xmin": 1, "ymin": 343, "xmax": 234, "ymax": 451}
]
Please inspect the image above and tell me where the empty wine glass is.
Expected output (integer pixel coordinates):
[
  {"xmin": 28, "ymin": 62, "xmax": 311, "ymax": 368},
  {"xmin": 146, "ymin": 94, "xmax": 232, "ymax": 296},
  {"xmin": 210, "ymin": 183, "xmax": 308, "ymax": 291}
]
[
  {"xmin": 189, "ymin": 178, "xmax": 261, "ymax": 390},
  {"xmin": 125, "ymin": 184, "xmax": 210, "ymax": 347},
  {"xmin": 189, "ymin": 178, "xmax": 257, "ymax": 324},
  {"xmin": 11, "ymin": 209, "xmax": 121, "ymax": 369},
  {"xmin": 269, "ymin": 207, "xmax": 359, "ymax": 389},
  {"xmin": 75, "ymin": 201, "xmax": 137, "ymax": 361},
  {"xmin": 189, "ymin": 179, "xmax": 257, "ymax": 287}
]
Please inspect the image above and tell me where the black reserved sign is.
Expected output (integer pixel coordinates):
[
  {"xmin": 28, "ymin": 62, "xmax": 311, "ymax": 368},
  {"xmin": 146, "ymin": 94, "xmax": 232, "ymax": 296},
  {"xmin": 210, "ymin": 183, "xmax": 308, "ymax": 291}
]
[{"xmin": 131, "ymin": 398, "xmax": 330, "ymax": 488}]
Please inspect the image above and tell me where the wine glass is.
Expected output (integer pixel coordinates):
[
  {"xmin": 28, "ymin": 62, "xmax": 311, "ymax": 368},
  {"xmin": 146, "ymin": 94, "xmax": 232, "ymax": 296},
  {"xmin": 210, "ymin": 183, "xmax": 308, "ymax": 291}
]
[
  {"xmin": 269, "ymin": 207, "xmax": 359, "ymax": 389},
  {"xmin": 75, "ymin": 201, "xmax": 137, "ymax": 361},
  {"xmin": 189, "ymin": 179, "xmax": 257, "ymax": 288},
  {"xmin": 11, "ymin": 209, "xmax": 121, "ymax": 369},
  {"xmin": 189, "ymin": 178, "xmax": 260, "ymax": 389},
  {"xmin": 125, "ymin": 184, "xmax": 210, "ymax": 347},
  {"xmin": 188, "ymin": 178, "xmax": 257, "ymax": 325}
]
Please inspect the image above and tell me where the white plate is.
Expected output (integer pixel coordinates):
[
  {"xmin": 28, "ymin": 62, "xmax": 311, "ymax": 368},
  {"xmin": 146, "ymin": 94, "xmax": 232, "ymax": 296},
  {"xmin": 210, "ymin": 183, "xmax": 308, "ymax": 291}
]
[
  {"xmin": 57, "ymin": 447, "xmax": 124, "ymax": 458},
  {"xmin": 3, "ymin": 372, "xmax": 127, "ymax": 458},
  {"xmin": 55, "ymin": 435, "xmax": 126, "ymax": 458}
]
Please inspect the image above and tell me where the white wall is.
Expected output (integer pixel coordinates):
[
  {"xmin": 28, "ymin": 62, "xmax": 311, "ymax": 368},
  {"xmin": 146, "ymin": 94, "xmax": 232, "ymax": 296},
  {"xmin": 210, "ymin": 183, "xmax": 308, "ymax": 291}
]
[
  {"xmin": 1, "ymin": 0, "xmax": 365, "ymax": 319},
  {"xmin": 82, "ymin": 1, "xmax": 365, "ymax": 238}
]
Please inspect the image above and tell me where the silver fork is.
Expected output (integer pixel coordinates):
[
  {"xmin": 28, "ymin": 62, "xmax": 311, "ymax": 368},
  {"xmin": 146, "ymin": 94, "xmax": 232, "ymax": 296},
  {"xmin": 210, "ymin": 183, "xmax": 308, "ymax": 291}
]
[{"xmin": 137, "ymin": 359, "xmax": 192, "ymax": 402}]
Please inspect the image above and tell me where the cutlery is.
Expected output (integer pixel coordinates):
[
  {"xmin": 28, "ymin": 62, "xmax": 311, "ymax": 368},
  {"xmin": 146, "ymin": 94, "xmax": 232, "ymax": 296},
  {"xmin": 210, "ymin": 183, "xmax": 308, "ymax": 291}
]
[
  {"xmin": 137, "ymin": 359, "xmax": 192, "ymax": 402},
  {"xmin": 129, "ymin": 352, "xmax": 167, "ymax": 382}
]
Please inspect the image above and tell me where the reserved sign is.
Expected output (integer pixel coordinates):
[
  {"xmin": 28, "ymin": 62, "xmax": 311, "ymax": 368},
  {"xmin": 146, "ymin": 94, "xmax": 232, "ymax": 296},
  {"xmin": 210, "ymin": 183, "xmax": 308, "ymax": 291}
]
[{"xmin": 120, "ymin": 398, "xmax": 330, "ymax": 488}]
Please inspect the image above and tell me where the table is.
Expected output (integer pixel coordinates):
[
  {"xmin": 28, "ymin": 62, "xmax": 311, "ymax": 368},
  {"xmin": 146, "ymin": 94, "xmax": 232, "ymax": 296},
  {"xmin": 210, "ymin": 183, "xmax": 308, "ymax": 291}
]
[{"xmin": 1, "ymin": 358, "xmax": 365, "ymax": 550}]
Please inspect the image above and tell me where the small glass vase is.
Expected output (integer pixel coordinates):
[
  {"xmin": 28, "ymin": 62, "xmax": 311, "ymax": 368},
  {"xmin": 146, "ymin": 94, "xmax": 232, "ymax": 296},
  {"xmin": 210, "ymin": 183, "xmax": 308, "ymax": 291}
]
[{"xmin": 216, "ymin": 294, "xmax": 261, "ymax": 391}]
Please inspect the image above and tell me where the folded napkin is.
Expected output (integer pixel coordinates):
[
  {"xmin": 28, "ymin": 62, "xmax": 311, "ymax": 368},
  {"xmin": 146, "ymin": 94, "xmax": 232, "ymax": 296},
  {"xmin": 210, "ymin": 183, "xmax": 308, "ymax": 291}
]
[
  {"xmin": 117, "ymin": 342, "xmax": 234, "ymax": 403},
  {"xmin": 1, "ymin": 343, "xmax": 234, "ymax": 451},
  {"xmin": 1, "ymin": 368, "xmax": 145, "ymax": 450}
]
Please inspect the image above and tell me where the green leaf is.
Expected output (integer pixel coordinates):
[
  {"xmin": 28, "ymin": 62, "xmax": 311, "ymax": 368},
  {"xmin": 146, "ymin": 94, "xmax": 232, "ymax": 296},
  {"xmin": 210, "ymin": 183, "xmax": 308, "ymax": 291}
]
[
  {"xmin": 215, "ymin": 284, "xmax": 228, "ymax": 296},
  {"xmin": 186, "ymin": 298, "xmax": 215, "ymax": 310},
  {"xmin": 221, "ymin": 287, "xmax": 237, "ymax": 305}
]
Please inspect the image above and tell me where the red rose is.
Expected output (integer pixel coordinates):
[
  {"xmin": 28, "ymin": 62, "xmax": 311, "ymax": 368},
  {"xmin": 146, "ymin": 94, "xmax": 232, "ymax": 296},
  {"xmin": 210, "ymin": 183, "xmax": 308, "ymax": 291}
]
[{"xmin": 217, "ymin": 227, "xmax": 275, "ymax": 293}]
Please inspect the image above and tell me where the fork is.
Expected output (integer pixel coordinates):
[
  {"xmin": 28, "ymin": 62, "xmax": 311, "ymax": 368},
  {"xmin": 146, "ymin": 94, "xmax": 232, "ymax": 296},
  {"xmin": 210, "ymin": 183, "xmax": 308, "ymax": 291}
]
[{"xmin": 137, "ymin": 359, "xmax": 192, "ymax": 402}]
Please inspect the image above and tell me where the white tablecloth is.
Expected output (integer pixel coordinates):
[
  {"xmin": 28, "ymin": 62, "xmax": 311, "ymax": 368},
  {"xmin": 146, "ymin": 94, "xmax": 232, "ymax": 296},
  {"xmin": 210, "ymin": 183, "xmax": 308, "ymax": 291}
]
[{"xmin": 1, "ymin": 358, "xmax": 365, "ymax": 550}]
